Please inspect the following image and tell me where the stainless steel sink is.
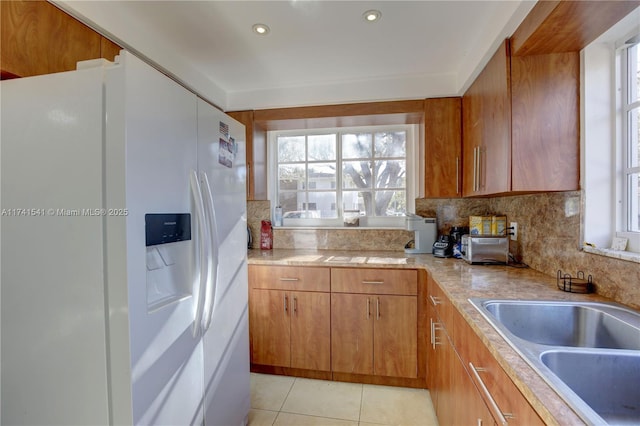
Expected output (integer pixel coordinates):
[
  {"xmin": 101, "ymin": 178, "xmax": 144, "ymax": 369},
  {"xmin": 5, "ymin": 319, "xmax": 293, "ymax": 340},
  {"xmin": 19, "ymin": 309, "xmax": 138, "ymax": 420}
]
[
  {"xmin": 469, "ymin": 298, "xmax": 640, "ymax": 425},
  {"xmin": 540, "ymin": 350, "xmax": 640, "ymax": 425},
  {"xmin": 482, "ymin": 300, "xmax": 640, "ymax": 350}
]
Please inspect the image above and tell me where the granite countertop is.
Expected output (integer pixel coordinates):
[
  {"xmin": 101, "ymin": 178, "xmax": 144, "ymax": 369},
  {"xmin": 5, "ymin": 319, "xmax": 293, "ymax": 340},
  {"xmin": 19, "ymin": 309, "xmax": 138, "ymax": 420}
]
[{"xmin": 248, "ymin": 248, "xmax": 632, "ymax": 425}]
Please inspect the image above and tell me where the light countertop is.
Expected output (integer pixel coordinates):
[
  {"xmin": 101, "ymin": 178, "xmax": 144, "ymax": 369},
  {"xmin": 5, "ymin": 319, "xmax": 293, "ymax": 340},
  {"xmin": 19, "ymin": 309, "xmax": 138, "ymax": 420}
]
[{"xmin": 248, "ymin": 249, "xmax": 628, "ymax": 425}]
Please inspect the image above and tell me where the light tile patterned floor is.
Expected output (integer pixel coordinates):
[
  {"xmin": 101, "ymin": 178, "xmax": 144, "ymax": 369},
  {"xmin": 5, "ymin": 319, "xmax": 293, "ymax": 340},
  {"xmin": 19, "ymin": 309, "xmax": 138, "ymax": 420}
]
[{"xmin": 249, "ymin": 373, "xmax": 439, "ymax": 426}]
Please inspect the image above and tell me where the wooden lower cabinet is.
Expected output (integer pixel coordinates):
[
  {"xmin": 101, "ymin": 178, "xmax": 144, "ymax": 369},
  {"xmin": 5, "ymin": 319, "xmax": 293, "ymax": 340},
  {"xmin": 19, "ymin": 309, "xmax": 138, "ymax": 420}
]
[
  {"xmin": 249, "ymin": 265, "xmax": 331, "ymax": 372},
  {"xmin": 331, "ymin": 293, "xmax": 417, "ymax": 378},
  {"xmin": 428, "ymin": 276, "xmax": 544, "ymax": 426},
  {"xmin": 250, "ymin": 288, "xmax": 331, "ymax": 371}
]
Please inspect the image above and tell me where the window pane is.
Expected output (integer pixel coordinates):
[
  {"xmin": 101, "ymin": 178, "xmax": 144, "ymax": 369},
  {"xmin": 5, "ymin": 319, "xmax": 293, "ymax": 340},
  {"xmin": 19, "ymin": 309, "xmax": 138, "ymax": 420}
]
[
  {"xmin": 344, "ymin": 190, "xmax": 375, "ymax": 216},
  {"xmin": 375, "ymin": 160, "xmax": 406, "ymax": 189},
  {"xmin": 279, "ymin": 164, "xmax": 305, "ymax": 190},
  {"xmin": 343, "ymin": 160, "xmax": 373, "ymax": 189},
  {"xmin": 632, "ymin": 107, "xmax": 640, "ymax": 168},
  {"xmin": 630, "ymin": 43, "xmax": 640, "ymax": 104},
  {"xmin": 630, "ymin": 173, "xmax": 640, "ymax": 232},
  {"xmin": 308, "ymin": 134, "xmax": 336, "ymax": 161},
  {"xmin": 375, "ymin": 191, "xmax": 406, "ymax": 216},
  {"xmin": 279, "ymin": 192, "xmax": 305, "ymax": 216},
  {"xmin": 342, "ymin": 133, "xmax": 372, "ymax": 159},
  {"xmin": 375, "ymin": 131, "xmax": 406, "ymax": 158},
  {"xmin": 308, "ymin": 192, "xmax": 337, "ymax": 218},
  {"xmin": 278, "ymin": 136, "xmax": 305, "ymax": 162},
  {"xmin": 308, "ymin": 163, "xmax": 336, "ymax": 189}
]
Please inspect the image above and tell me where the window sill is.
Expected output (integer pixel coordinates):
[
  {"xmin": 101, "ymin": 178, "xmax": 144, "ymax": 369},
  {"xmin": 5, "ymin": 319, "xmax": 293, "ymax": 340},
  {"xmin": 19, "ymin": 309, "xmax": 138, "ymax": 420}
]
[
  {"xmin": 583, "ymin": 246, "xmax": 640, "ymax": 264},
  {"xmin": 272, "ymin": 226, "xmax": 406, "ymax": 231}
]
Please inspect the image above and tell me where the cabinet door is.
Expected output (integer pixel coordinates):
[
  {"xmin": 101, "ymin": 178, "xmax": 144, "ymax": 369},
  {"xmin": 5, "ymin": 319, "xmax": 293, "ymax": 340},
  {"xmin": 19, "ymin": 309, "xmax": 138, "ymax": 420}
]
[
  {"xmin": 424, "ymin": 98, "xmax": 462, "ymax": 198},
  {"xmin": 290, "ymin": 291, "xmax": 331, "ymax": 371},
  {"xmin": 462, "ymin": 40, "xmax": 511, "ymax": 196},
  {"xmin": 374, "ymin": 295, "xmax": 417, "ymax": 378},
  {"xmin": 250, "ymin": 289, "xmax": 290, "ymax": 367},
  {"xmin": 331, "ymin": 293, "xmax": 374, "ymax": 375},
  {"xmin": 511, "ymin": 52, "xmax": 579, "ymax": 192}
]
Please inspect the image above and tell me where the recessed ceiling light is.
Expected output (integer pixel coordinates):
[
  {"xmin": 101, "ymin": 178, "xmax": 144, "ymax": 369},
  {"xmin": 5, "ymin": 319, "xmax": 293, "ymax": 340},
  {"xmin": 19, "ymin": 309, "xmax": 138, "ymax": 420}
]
[
  {"xmin": 252, "ymin": 23, "xmax": 270, "ymax": 35},
  {"xmin": 363, "ymin": 10, "xmax": 381, "ymax": 23}
]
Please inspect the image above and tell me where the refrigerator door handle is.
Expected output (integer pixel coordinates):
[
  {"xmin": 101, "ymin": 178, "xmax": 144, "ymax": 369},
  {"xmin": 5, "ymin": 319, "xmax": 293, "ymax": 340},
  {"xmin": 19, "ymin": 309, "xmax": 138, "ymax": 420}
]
[
  {"xmin": 200, "ymin": 171, "xmax": 219, "ymax": 332},
  {"xmin": 190, "ymin": 170, "xmax": 210, "ymax": 338}
]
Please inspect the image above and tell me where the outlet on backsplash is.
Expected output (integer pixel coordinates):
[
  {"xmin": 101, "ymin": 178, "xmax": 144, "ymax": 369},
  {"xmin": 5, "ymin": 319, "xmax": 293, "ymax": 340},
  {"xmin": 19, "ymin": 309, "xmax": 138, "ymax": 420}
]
[{"xmin": 510, "ymin": 222, "xmax": 518, "ymax": 241}]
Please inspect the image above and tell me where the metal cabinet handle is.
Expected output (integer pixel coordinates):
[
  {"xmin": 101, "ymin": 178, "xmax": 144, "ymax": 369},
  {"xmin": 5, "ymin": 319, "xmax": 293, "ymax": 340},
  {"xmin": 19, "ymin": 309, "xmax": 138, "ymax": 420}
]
[
  {"xmin": 280, "ymin": 277, "xmax": 299, "ymax": 282},
  {"xmin": 293, "ymin": 296, "xmax": 298, "ymax": 315},
  {"xmin": 456, "ymin": 156, "xmax": 460, "ymax": 195},
  {"xmin": 376, "ymin": 298, "xmax": 381, "ymax": 320},
  {"xmin": 366, "ymin": 298, "xmax": 371, "ymax": 319},
  {"xmin": 430, "ymin": 319, "xmax": 443, "ymax": 349},
  {"xmin": 362, "ymin": 280, "xmax": 384, "ymax": 285},
  {"xmin": 283, "ymin": 294, "xmax": 288, "ymax": 314},
  {"xmin": 469, "ymin": 362, "xmax": 514, "ymax": 426},
  {"xmin": 429, "ymin": 295, "xmax": 441, "ymax": 306},
  {"xmin": 473, "ymin": 147, "xmax": 478, "ymax": 192},
  {"xmin": 478, "ymin": 147, "xmax": 482, "ymax": 191}
]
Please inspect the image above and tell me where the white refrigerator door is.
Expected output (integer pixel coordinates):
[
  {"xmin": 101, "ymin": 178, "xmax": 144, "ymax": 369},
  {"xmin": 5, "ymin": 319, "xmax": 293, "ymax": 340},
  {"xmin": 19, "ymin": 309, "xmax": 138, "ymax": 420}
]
[
  {"xmin": 1, "ymin": 68, "xmax": 110, "ymax": 424},
  {"xmin": 196, "ymin": 99, "xmax": 250, "ymax": 425},
  {"xmin": 104, "ymin": 52, "xmax": 204, "ymax": 425}
]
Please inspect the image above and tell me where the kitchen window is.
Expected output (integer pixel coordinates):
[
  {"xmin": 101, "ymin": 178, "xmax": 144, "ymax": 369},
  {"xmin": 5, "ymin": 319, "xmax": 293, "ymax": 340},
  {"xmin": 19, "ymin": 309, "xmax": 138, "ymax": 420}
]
[
  {"xmin": 583, "ymin": 10, "xmax": 640, "ymax": 259},
  {"xmin": 268, "ymin": 125, "xmax": 418, "ymax": 228},
  {"xmin": 621, "ymin": 40, "xmax": 640, "ymax": 234}
]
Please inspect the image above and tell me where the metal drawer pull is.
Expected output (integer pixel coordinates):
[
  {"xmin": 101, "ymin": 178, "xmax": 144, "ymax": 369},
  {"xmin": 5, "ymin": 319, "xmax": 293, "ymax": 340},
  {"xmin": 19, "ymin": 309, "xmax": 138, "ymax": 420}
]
[
  {"xmin": 362, "ymin": 280, "xmax": 384, "ymax": 285},
  {"xmin": 469, "ymin": 362, "xmax": 514, "ymax": 426},
  {"xmin": 279, "ymin": 277, "xmax": 299, "ymax": 281},
  {"xmin": 430, "ymin": 319, "xmax": 443, "ymax": 349},
  {"xmin": 429, "ymin": 295, "xmax": 441, "ymax": 306}
]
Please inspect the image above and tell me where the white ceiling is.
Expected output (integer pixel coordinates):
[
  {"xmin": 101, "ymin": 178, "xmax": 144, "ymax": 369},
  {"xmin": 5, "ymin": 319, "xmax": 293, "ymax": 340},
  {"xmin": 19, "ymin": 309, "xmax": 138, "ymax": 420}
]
[{"xmin": 55, "ymin": 1, "xmax": 536, "ymax": 111}]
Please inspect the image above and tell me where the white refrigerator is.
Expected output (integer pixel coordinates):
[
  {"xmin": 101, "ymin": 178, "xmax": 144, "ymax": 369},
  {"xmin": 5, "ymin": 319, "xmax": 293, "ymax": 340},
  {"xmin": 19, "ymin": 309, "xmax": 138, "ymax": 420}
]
[{"xmin": 1, "ymin": 51, "xmax": 250, "ymax": 425}]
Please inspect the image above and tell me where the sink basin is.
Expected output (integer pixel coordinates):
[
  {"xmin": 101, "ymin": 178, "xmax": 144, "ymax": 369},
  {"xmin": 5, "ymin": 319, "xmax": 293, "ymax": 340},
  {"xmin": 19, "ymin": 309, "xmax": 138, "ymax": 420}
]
[
  {"xmin": 482, "ymin": 300, "xmax": 640, "ymax": 349},
  {"xmin": 540, "ymin": 350, "xmax": 640, "ymax": 425},
  {"xmin": 469, "ymin": 298, "xmax": 640, "ymax": 425}
]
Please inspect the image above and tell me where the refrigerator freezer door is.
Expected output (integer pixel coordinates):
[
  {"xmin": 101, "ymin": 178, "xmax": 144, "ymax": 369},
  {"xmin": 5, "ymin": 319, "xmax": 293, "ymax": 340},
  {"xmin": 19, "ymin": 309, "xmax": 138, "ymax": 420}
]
[{"xmin": 1, "ymin": 68, "xmax": 110, "ymax": 424}]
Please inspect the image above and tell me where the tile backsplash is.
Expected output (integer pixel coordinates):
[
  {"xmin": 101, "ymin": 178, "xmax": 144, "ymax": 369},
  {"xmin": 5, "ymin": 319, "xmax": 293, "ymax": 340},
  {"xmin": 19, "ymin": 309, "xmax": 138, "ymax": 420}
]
[{"xmin": 247, "ymin": 192, "xmax": 639, "ymax": 308}]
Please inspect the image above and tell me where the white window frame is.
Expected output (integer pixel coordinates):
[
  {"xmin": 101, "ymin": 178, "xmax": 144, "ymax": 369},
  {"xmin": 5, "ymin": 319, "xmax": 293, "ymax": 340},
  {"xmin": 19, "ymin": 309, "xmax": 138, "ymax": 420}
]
[
  {"xmin": 267, "ymin": 124, "xmax": 419, "ymax": 228},
  {"xmin": 582, "ymin": 8, "xmax": 640, "ymax": 259},
  {"xmin": 621, "ymin": 40, "xmax": 640, "ymax": 234}
]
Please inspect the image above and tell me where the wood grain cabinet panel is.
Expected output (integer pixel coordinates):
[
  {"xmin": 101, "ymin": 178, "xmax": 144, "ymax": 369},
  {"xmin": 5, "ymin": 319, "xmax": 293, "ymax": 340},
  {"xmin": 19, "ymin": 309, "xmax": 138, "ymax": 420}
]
[
  {"xmin": 424, "ymin": 97, "xmax": 462, "ymax": 198},
  {"xmin": 331, "ymin": 268, "xmax": 418, "ymax": 379},
  {"xmin": 331, "ymin": 293, "xmax": 374, "ymax": 375},
  {"xmin": 331, "ymin": 268, "xmax": 417, "ymax": 295},
  {"xmin": 1, "ymin": 0, "xmax": 121, "ymax": 78},
  {"xmin": 462, "ymin": 40, "xmax": 512, "ymax": 196},
  {"xmin": 248, "ymin": 265, "xmax": 331, "ymax": 372},
  {"xmin": 428, "ymin": 277, "xmax": 544, "ymax": 426},
  {"xmin": 289, "ymin": 291, "xmax": 331, "ymax": 371},
  {"xmin": 511, "ymin": 52, "xmax": 579, "ymax": 192},
  {"xmin": 462, "ymin": 38, "xmax": 579, "ymax": 196},
  {"xmin": 250, "ymin": 289, "xmax": 291, "ymax": 367}
]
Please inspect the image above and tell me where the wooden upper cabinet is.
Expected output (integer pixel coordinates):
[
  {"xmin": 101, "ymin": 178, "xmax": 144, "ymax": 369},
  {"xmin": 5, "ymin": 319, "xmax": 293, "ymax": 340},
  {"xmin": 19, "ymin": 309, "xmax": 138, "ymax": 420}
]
[
  {"xmin": 424, "ymin": 98, "xmax": 462, "ymax": 198},
  {"xmin": 511, "ymin": 51, "xmax": 579, "ymax": 192},
  {"xmin": 462, "ymin": 39, "xmax": 579, "ymax": 196},
  {"xmin": 462, "ymin": 40, "xmax": 511, "ymax": 196},
  {"xmin": 1, "ymin": 0, "xmax": 122, "ymax": 79}
]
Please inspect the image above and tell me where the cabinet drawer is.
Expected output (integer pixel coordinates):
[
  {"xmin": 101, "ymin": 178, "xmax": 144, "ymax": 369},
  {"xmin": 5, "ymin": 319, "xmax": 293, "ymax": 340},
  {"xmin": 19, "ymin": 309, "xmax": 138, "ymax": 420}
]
[
  {"xmin": 249, "ymin": 265, "xmax": 330, "ymax": 292},
  {"xmin": 331, "ymin": 268, "xmax": 417, "ymax": 295}
]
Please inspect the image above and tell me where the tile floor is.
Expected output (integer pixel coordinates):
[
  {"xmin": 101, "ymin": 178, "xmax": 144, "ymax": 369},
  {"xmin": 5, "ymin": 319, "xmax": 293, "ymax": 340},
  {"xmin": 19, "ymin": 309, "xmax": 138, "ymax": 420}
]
[{"xmin": 249, "ymin": 373, "xmax": 439, "ymax": 426}]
